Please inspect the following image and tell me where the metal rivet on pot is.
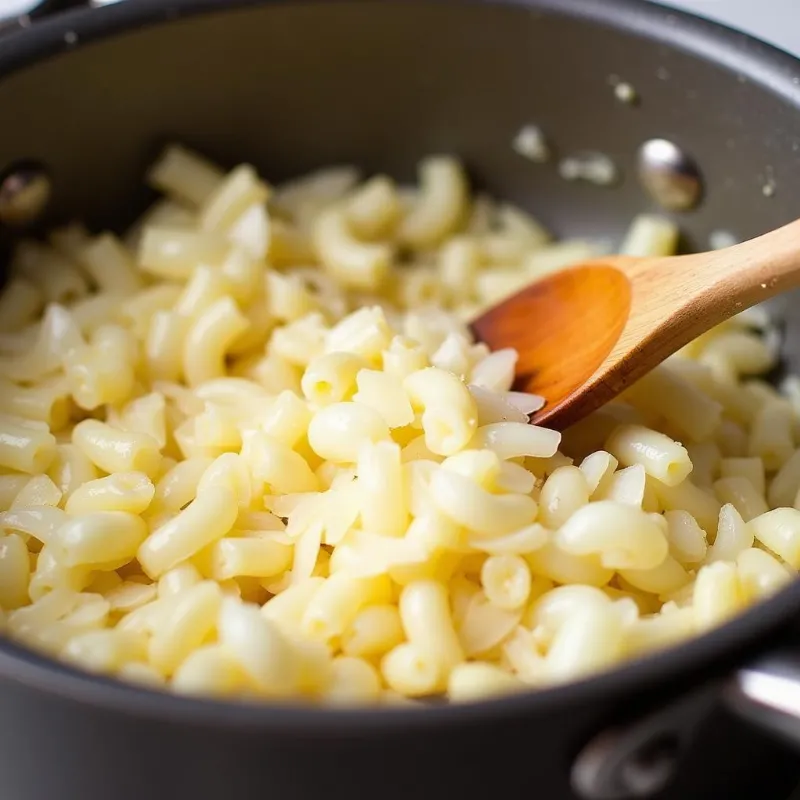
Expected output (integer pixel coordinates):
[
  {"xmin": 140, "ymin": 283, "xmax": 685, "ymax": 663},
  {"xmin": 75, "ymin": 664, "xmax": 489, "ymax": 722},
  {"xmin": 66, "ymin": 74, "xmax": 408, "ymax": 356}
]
[
  {"xmin": 0, "ymin": 161, "xmax": 51, "ymax": 227},
  {"xmin": 619, "ymin": 734, "xmax": 681, "ymax": 797},
  {"xmin": 637, "ymin": 138, "xmax": 703, "ymax": 212},
  {"xmin": 571, "ymin": 728, "xmax": 682, "ymax": 800}
]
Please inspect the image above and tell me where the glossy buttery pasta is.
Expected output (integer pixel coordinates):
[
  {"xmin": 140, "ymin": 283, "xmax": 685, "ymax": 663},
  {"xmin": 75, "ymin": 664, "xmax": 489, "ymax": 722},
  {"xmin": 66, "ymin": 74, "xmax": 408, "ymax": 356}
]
[{"xmin": 0, "ymin": 145, "xmax": 796, "ymax": 705}]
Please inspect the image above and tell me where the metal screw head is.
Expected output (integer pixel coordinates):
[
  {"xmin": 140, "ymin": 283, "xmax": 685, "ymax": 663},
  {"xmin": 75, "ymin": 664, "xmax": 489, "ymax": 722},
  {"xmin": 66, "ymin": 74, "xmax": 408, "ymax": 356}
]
[
  {"xmin": 0, "ymin": 161, "xmax": 51, "ymax": 227},
  {"xmin": 637, "ymin": 138, "xmax": 703, "ymax": 212}
]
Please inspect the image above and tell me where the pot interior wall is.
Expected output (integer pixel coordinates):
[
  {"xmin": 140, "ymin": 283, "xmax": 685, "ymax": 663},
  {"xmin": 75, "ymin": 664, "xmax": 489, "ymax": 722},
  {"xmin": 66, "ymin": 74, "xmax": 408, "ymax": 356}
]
[{"xmin": 0, "ymin": 1, "xmax": 799, "ymax": 247}]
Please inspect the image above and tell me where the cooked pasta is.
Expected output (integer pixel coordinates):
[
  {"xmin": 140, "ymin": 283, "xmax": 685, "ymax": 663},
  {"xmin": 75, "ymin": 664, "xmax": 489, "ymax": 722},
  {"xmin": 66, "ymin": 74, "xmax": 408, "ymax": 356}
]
[{"xmin": 0, "ymin": 145, "xmax": 796, "ymax": 706}]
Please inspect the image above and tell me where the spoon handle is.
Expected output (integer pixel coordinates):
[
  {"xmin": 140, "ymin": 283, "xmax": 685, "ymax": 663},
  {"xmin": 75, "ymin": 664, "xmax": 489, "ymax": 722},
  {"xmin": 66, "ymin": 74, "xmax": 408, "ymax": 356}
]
[
  {"xmin": 631, "ymin": 217, "xmax": 800, "ymax": 331},
  {"xmin": 540, "ymin": 218, "xmax": 800, "ymax": 428}
]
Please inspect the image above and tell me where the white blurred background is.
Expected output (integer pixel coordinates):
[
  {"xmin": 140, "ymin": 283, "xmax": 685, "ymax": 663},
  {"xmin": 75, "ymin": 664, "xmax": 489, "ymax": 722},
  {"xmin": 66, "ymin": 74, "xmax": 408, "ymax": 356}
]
[{"xmin": 656, "ymin": 0, "xmax": 798, "ymax": 54}]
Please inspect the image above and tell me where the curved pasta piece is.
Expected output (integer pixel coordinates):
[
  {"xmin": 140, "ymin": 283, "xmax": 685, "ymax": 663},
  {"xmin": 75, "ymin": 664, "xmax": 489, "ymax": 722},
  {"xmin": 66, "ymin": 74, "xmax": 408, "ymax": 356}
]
[
  {"xmin": 555, "ymin": 501, "xmax": 668, "ymax": 571},
  {"xmin": 313, "ymin": 206, "xmax": 392, "ymax": 291},
  {"xmin": 404, "ymin": 367, "xmax": 478, "ymax": 456},
  {"xmin": 399, "ymin": 156, "xmax": 469, "ymax": 250},
  {"xmin": 183, "ymin": 297, "xmax": 249, "ymax": 387},
  {"xmin": 137, "ymin": 485, "xmax": 238, "ymax": 578}
]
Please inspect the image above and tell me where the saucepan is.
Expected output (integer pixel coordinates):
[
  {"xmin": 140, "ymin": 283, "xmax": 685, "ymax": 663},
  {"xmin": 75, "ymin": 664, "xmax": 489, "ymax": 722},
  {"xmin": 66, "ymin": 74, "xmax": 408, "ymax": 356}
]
[{"xmin": 1, "ymin": 1, "xmax": 800, "ymax": 798}]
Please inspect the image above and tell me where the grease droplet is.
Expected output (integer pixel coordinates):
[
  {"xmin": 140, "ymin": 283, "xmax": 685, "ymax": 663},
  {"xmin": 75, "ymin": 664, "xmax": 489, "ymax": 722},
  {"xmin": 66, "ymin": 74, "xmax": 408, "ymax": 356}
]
[
  {"xmin": 614, "ymin": 82, "xmax": 639, "ymax": 106},
  {"xmin": 512, "ymin": 125, "xmax": 551, "ymax": 164},
  {"xmin": 559, "ymin": 153, "xmax": 619, "ymax": 187}
]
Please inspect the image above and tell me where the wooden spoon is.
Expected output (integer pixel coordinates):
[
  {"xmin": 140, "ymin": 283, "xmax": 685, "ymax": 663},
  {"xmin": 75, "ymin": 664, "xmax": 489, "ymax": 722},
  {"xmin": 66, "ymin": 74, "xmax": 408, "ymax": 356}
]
[{"xmin": 470, "ymin": 220, "xmax": 800, "ymax": 430}]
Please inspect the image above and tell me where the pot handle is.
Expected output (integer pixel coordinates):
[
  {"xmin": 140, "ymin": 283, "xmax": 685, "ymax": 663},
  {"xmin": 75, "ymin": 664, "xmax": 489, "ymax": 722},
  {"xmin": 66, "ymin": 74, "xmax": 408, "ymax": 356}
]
[
  {"xmin": 725, "ymin": 649, "xmax": 800, "ymax": 750},
  {"xmin": 571, "ymin": 647, "xmax": 800, "ymax": 800}
]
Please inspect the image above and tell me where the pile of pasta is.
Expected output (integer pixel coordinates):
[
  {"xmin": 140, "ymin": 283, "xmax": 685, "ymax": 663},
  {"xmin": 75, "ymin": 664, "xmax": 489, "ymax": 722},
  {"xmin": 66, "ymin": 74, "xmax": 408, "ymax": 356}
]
[{"xmin": 0, "ymin": 145, "xmax": 797, "ymax": 705}]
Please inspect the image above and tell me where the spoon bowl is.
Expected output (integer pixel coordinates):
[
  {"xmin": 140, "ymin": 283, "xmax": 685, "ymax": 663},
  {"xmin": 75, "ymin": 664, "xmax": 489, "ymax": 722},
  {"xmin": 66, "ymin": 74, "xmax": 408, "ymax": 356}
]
[{"xmin": 471, "ymin": 219, "xmax": 800, "ymax": 429}]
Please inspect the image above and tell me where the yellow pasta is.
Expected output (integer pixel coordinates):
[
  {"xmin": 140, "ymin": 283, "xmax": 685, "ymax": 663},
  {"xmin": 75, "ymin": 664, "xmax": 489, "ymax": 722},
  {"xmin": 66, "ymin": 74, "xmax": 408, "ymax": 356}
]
[
  {"xmin": 300, "ymin": 352, "xmax": 367, "ymax": 406},
  {"xmin": 183, "ymin": 298, "xmax": 249, "ymax": 387},
  {"xmin": 307, "ymin": 402, "xmax": 390, "ymax": 463},
  {"xmin": 65, "ymin": 325, "xmax": 137, "ymax": 411},
  {"xmin": 208, "ymin": 536, "xmax": 292, "ymax": 581},
  {"xmin": 77, "ymin": 233, "xmax": 143, "ymax": 295},
  {"xmin": 138, "ymin": 485, "xmax": 238, "ymax": 578},
  {"xmin": 606, "ymin": 424, "xmax": 692, "ymax": 486},
  {"xmin": 480, "ymin": 555, "xmax": 531, "ymax": 610},
  {"xmin": 314, "ymin": 206, "xmax": 393, "ymax": 291},
  {"xmin": 748, "ymin": 400, "xmax": 794, "ymax": 470},
  {"xmin": 323, "ymin": 656, "xmax": 382, "ymax": 706},
  {"xmin": 619, "ymin": 214, "xmax": 679, "ymax": 258},
  {"xmin": 664, "ymin": 510, "xmax": 707, "ymax": 565},
  {"xmin": 0, "ymin": 145, "xmax": 797, "ymax": 705},
  {"xmin": 398, "ymin": 580, "xmax": 463, "ymax": 688},
  {"xmin": 0, "ymin": 375, "xmax": 71, "ymax": 429},
  {"xmin": 0, "ymin": 475, "xmax": 33, "ymax": 510},
  {"xmin": 0, "ymin": 414, "xmax": 56, "ymax": 474},
  {"xmin": 0, "ymin": 533, "xmax": 31, "ymax": 609},
  {"xmin": 139, "ymin": 228, "xmax": 228, "ymax": 280},
  {"xmin": 148, "ymin": 581, "xmax": 222, "ymax": 675},
  {"xmin": 353, "ymin": 369, "xmax": 414, "ymax": 429},
  {"xmin": 538, "ymin": 466, "xmax": 590, "ymax": 528},
  {"xmin": 0, "ymin": 276, "xmax": 43, "ymax": 333},
  {"xmin": 217, "ymin": 599, "xmax": 297, "ymax": 696},
  {"xmin": 713, "ymin": 476, "xmax": 768, "ymax": 522},
  {"xmin": 200, "ymin": 164, "xmax": 270, "ymax": 233},
  {"xmin": 302, "ymin": 573, "xmax": 390, "ymax": 642},
  {"xmin": 72, "ymin": 420, "xmax": 162, "ymax": 477},
  {"xmin": 545, "ymin": 602, "xmax": 625, "ymax": 682},
  {"xmin": 146, "ymin": 144, "xmax": 224, "ymax": 208},
  {"xmin": 693, "ymin": 562, "xmax": 745, "ymax": 629},
  {"xmin": 172, "ymin": 644, "xmax": 248, "ymax": 697},
  {"xmin": 47, "ymin": 444, "xmax": 99, "ymax": 499},
  {"xmin": 768, "ymin": 449, "xmax": 800, "ymax": 508},
  {"xmin": 381, "ymin": 642, "xmax": 440, "ymax": 697},
  {"xmin": 54, "ymin": 512, "xmax": 148, "ymax": 568},
  {"xmin": 447, "ymin": 662, "xmax": 524, "ymax": 702},
  {"xmin": 748, "ymin": 508, "xmax": 800, "ymax": 568},
  {"xmin": 346, "ymin": 175, "xmax": 402, "ymax": 241},
  {"xmin": 737, "ymin": 547, "xmax": 792, "ymax": 600},
  {"xmin": 341, "ymin": 604, "xmax": 405, "ymax": 659},
  {"xmin": 555, "ymin": 501, "xmax": 668, "ymax": 570},
  {"xmin": 720, "ymin": 457, "xmax": 765, "ymax": 496},
  {"xmin": 399, "ymin": 156, "xmax": 469, "ymax": 249},
  {"xmin": 12, "ymin": 475, "xmax": 61, "ymax": 510},
  {"xmin": 65, "ymin": 473, "xmax": 155, "ymax": 515},
  {"xmin": 525, "ymin": 541, "xmax": 613, "ymax": 588}
]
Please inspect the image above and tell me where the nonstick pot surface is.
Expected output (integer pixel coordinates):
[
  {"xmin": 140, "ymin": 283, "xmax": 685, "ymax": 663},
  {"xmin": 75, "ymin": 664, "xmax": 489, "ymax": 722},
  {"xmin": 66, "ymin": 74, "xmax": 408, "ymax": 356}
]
[{"xmin": 1, "ymin": 2, "xmax": 800, "ymax": 799}]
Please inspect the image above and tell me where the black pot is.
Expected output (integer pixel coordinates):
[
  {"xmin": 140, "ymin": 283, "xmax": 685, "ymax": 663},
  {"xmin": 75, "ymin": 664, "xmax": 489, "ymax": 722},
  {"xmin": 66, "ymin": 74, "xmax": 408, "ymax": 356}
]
[{"xmin": 1, "ymin": 2, "xmax": 800, "ymax": 799}]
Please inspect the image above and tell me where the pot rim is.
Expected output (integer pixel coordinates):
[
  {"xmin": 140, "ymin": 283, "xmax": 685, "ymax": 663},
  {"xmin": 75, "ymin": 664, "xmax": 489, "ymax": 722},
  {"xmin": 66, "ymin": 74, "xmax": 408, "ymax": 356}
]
[{"xmin": 1, "ymin": 0, "xmax": 800, "ymax": 734}]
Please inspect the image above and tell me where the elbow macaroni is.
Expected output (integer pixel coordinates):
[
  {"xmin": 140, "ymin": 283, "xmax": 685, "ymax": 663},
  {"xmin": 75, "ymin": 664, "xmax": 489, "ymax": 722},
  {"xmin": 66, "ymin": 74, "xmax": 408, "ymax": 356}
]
[{"xmin": 0, "ymin": 144, "xmax": 797, "ymax": 705}]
